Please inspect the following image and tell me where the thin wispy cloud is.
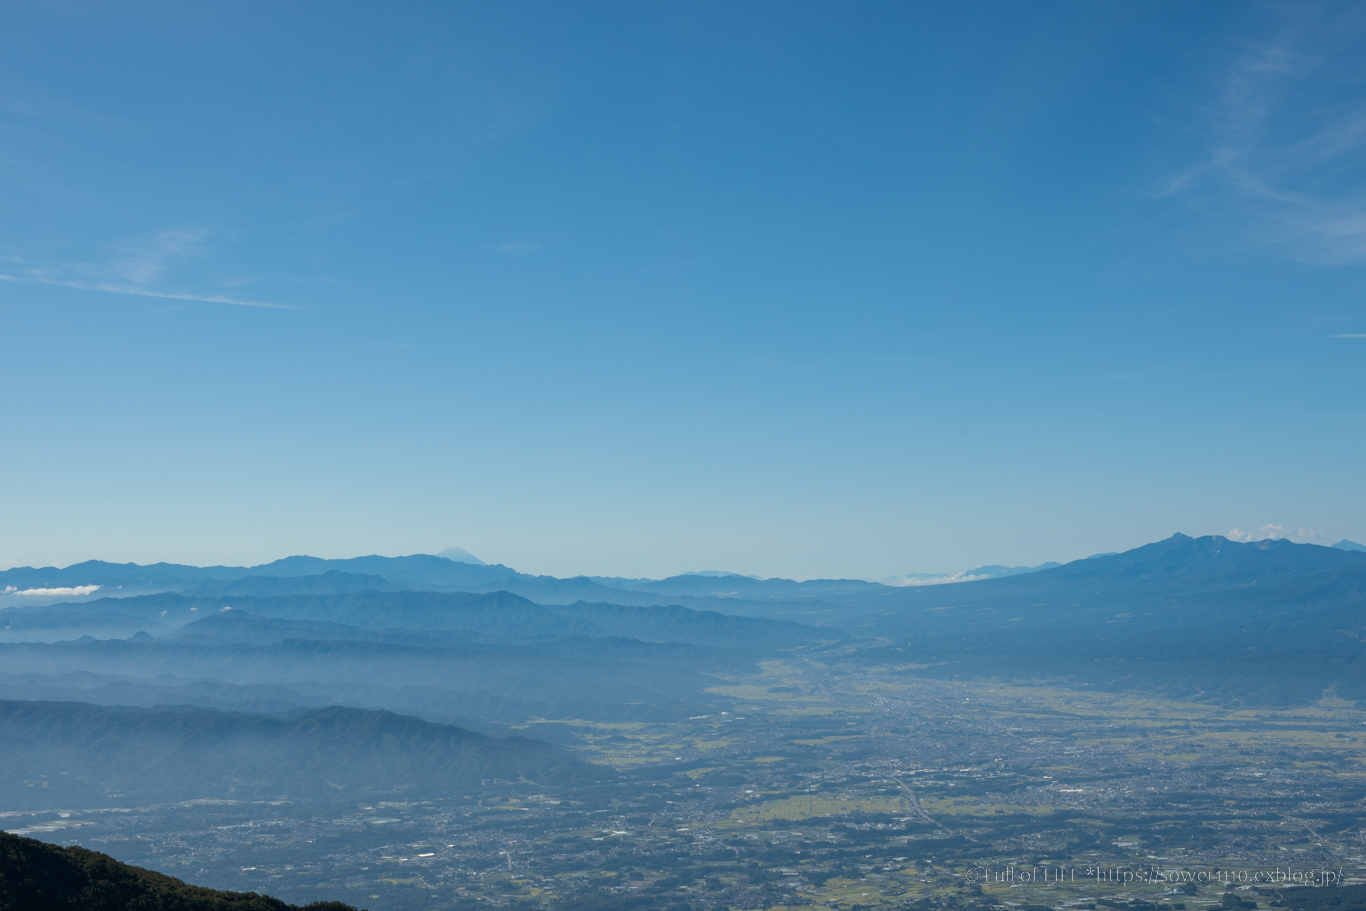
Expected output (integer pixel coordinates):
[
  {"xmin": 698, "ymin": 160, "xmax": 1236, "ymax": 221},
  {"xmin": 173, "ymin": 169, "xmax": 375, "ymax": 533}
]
[
  {"xmin": 108, "ymin": 228, "xmax": 205, "ymax": 285},
  {"xmin": 0, "ymin": 229, "xmax": 299, "ymax": 310},
  {"xmin": 883, "ymin": 571, "xmax": 991, "ymax": 587},
  {"xmin": 0, "ymin": 274, "xmax": 299, "ymax": 310},
  {"xmin": 1166, "ymin": 6, "xmax": 1366, "ymax": 264},
  {"xmin": 1331, "ymin": 333, "xmax": 1366, "ymax": 338},
  {"xmin": 496, "ymin": 240, "xmax": 541, "ymax": 255}
]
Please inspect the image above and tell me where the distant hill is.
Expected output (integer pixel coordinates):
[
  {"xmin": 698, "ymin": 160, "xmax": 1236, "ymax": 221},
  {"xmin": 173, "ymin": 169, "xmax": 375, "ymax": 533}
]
[
  {"xmin": 167, "ymin": 608, "xmax": 408, "ymax": 646},
  {"xmin": 850, "ymin": 534, "xmax": 1366, "ymax": 704},
  {"xmin": 0, "ymin": 559, "xmax": 241, "ymax": 591},
  {"xmin": 882, "ymin": 562, "xmax": 1061, "ymax": 586},
  {"xmin": 0, "ymin": 829, "xmax": 354, "ymax": 910},
  {"xmin": 1334, "ymin": 539, "xmax": 1366, "ymax": 552},
  {"xmin": 0, "ymin": 700, "xmax": 604, "ymax": 809},
  {"xmin": 0, "ymin": 616, "xmax": 767, "ymax": 724},
  {"xmin": 183, "ymin": 571, "xmax": 398, "ymax": 598},
  {"xmin": 0, "ymin": 554, "xmax": 887, "ymax": 616},
  {"xmin": 1, "ymin": 588, "xmax": 833, "ymax": 648},
  {"xmin": 0, "ymin": 584, "xmax": 819, "ymax": 723}
]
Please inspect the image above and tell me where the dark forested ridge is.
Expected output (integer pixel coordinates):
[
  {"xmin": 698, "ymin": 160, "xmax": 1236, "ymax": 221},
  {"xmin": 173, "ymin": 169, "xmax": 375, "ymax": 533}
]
[{"xmin": 0, "ymin": 830, "xmax": 356, "ymax": 910}]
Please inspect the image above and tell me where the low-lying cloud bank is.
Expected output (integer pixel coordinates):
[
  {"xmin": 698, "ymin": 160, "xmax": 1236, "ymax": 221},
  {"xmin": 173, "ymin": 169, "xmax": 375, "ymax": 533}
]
[{"xmin": 1, "ymin": 585, "xmax": 101, "ymax": 597}]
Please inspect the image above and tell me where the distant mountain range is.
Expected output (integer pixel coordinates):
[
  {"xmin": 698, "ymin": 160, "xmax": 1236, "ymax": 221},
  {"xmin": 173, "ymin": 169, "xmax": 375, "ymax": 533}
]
[
  {"xmin": 8, "ymin": 538, "xmax": 1363, "ymax": 615},
  {"xmin": 0, "ymin": 588, "xmax": 837, "ymax": 725},
  {"xmin": 0, "ymin": 587, "xmax": 831, "ymax": 648},
  {"xmin": 881, "ymin": 562, "xmax": 1062, "ymax": 586},
  {"xmin": 0, "ymin": 828, "xmax": 354, "ymax": 910},
  {"xmin": 847, "ymin": 533, "xmax": 1366, "ymax": 705},
  {"xmin": 5, "ymin": 532, "xmax": 1366, "ymax": 723},
  {"xmin": 0, "ymin": 554, "xmax": 884, "ymax": 617}
]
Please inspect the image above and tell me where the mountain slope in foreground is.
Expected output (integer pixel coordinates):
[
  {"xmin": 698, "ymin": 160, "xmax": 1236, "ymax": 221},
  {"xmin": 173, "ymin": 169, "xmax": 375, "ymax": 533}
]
[{"xmin": 0, "ymin": 830, "xmax": 355, "ymax": 910}]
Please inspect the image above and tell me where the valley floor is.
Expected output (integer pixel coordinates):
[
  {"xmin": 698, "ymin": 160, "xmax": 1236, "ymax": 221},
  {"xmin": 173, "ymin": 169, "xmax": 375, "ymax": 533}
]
[{"xmin": 8, "ymin": 657, "xmax": 1366, "ymax": 911}]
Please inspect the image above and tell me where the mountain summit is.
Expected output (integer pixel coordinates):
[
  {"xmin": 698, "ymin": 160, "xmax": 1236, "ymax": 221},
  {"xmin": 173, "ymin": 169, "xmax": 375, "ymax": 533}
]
[{"xmin": 438, "ymin": 546, "xmax": 487, "ymax": 565}]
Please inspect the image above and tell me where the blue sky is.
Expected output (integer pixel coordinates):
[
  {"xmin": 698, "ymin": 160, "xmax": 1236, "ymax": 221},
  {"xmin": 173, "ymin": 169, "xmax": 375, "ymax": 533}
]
[{"xmin": 2, "ymin": 2, "xmax": 1364, "ymax": 579}]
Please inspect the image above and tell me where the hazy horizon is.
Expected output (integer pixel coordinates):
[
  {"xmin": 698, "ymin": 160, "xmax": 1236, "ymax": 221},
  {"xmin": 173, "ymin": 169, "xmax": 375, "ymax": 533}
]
[{"xmin": 3, "ymin": 527, "xmax": 1362, "ymax": 584}]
